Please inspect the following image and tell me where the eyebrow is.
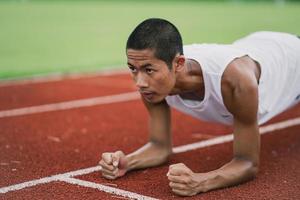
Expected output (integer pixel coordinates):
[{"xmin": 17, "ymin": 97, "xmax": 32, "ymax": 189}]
[{"xmin": 127, "ymin": 63, "xmax": 152, "ymax": 69}]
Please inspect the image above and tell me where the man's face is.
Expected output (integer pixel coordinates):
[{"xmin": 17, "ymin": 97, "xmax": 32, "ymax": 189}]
[{"xmin": 127, "ymin": 48, "xmax": 176, "ymax": 103}]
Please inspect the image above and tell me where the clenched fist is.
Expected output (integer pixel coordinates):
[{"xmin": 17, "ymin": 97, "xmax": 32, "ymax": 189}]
[
  {"xmin": 167, "ymin": 163, "xmax": 206, "ymax": 196},
  {"xmin": 99, "ymin": 151, "xmax": 128, "ymax": 180}
]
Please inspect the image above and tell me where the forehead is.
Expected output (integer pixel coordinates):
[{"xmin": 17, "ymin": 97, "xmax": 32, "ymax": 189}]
[
  {"xmin": 126, "ymin": 49, "xmax": 169, "ymax": 70},
  {"xmin": 127, "ymin": 49, "xmax": 157, "ymax": 62}
]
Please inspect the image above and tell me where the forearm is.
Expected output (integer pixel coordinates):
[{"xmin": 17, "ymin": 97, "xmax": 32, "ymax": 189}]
[
  {"xmin": 200, "ymin": 117, "xmax": 260, "ymax": 192},
  {"xmin": 125, "ymin": 142, "xmax": 172, "ymax": 171},
  {"xmin": 200, "ymin": 158, "xmax": 258, "ymax": 192}
]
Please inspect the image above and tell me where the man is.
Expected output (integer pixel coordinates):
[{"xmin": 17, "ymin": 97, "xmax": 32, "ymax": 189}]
[{"xmin": 99, "ymin": 18, "xmax": 300, "ymax": 196}]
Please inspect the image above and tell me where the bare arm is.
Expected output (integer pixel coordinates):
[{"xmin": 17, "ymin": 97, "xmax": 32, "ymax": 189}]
[
  {"xmin": 202, "ymin": 57, "xmax": 260, "ymax": 190},
  {"xmin": 99, "ymin": 96, "xmax": 172, "ymax": 179},
  {"xmin": 167, "ymin": 56, "xmax": 261, "ymax": 196},
  {"xmin": 126, "ymin": 97, "xmax": 173, "ymax": 171}
]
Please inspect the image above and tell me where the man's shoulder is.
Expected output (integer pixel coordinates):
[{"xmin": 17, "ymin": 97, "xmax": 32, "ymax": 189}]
[{"xmin": 222, "ymin": 56, "xmax": 259, "ymax": 92}]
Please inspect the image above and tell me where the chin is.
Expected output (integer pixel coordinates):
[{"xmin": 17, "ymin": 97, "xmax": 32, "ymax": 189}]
[
  {"xmin": 154, "ymin": 95, "xmax": 167, "ymax": 103},
  {"xmin": 145, "ymin": 94, "xmax": 166, "ymax": 104}
]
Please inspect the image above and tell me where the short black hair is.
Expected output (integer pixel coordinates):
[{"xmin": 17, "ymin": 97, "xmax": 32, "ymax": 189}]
[{"xmin": 126, "ymin": 18, "xmax": 183, "ymax": 68}]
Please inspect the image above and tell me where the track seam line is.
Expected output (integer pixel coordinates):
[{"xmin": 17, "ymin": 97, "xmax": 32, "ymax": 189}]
[
  {"xmin": 0, "ymin": 91, "xmax": 140, "ymax": 118},
  {"xmin": 0, "ymin": 117, "xmax": 300, "ymax": 195},
  {"xmin": 58, "ymin": 177, "xmax": 158, "ymax": 200}
]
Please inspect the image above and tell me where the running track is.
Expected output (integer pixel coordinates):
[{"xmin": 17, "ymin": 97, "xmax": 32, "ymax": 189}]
[{"xmin": 0, "ymin": 70, "xmax": 299, "ymax": 199}]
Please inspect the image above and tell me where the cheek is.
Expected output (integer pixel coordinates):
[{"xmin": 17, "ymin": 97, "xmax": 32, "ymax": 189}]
[
  {"xmin": 131, "ymin": 74, "xmax": 137, "ymax": 82},
  {"xmin": 155, "ymin": 73, "xmax": 174, "ymax": 91}
]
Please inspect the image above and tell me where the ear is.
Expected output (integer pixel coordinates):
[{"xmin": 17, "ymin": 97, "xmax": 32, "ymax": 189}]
[{"xmin": 173, "ymin": 55, "xmax": 185, "ymax": 72}]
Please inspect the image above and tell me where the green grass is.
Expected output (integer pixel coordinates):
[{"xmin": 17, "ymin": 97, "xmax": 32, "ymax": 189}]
[{"xmin": 0, "ymin": 0, "xmax": 299, "ymax": 79}]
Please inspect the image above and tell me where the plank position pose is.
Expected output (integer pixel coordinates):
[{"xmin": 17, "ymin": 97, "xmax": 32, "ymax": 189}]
[{"xmin": 99, "ymin": 18, "xmax": 300, "ymax": 196}]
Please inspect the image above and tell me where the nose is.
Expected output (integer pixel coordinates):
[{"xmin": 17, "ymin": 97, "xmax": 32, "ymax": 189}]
[{"xmin": 135, "ymin": 73, "xmax": 149, "ymax": 89}]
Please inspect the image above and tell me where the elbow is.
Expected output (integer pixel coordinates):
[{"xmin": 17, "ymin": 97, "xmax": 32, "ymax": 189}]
[
  {"xmin": 250, "ymin": 163, "xmax": 259, "ymax": 177},
  {"xmin": 233, "ymin": 157, "xmax": 260, "ymax": 180},
  {"xmin": 248, "ymin": 157, "xmax": 260, "ymax": 178},
  {"xmin": 154, "ymin": 149, "xmax": 171, "ymax": 166},
  {"xmin": 149, "ymin": 139, "xmax": 172, "ymax": 154},
  {"xmin": 161, "ymin": 147, "xmax": 172, "ymax": 162},
  {"xmin": 248, "ymin": 164, "xmax": 259, "ymax": 179},
  {"xmin": 150, "ymin": 141, "xmax": 172, "ymax": 163}
]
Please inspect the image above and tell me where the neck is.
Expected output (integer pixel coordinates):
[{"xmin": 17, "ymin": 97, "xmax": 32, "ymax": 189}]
[{"xmin": 170, "ymin": 59, "xmax": 205, "ymax": 96}]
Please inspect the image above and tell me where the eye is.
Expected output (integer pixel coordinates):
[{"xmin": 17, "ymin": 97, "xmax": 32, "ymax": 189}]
[
  {"xmin": 145, "ymin": 68, "xmax": 154, "ymax": 74},
  {"xmin": 129, "ymin": 66, "xmax": 137, "ymax": 73}
]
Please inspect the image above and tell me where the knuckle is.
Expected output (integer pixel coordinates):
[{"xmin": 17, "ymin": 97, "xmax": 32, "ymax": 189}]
[
  {"xmin": 167, "ymin": 175, "xmax": 173, "ymax": 181},
  {"xmin": 169, "ymin": 164, "xmax": 175, "ymax": 168},
  {"xmin": 172, "ymin": 189, "xmax": 184, "ymax": 196},
  {"xmin": 101, "ymin": 172, "xmax": 108, "ymax": 178},
  {"xmin": 115, "ymin": 150, "xmax": 123, "ymax": 155},
  {"xmin": 176, "ymin": 163, "xmax": 185, "ymax": 167},
  {"xmin": 170, "ymin": 163, "xmax": 180, "ymax": 169},
  {"xmin": 183, "ymin": 177, "xmax": 189, "ymax": 184},
  {"xmin": 102, "ymin": 173, "xmax": 115, "ymax": 180},
  {"xmin": 178, "ymin": 184, "xmax": 185, "ymax": 190},
  {"xmin": 101, "ymin": 168, "xmax": 113, "ymax": 175},
  {"xmin": 111, "ymin": 152, "xmax": 117, "ymax": 158},
  {"xmin": 101, "ymin": 170, "xmax": 107, "ymax": 175},
  {"xmin": 172, "ymin": 188, "xmax": 178, "ymax": 194},
  {"xmin": 186, "ymin": 192, "xmax": 193, "ymax": 197},
  {"xmin": 108, "ymin": 176, "xmax": 116, "ymax": 180},
  {"xmin": 102, "ymin": 152, "xmax": 109, "ymax": 158},
  {"xmin": 112, "ymin": 168, "xmax": 119, "ymax": 176},
  {"xmin": 187, "ymin": 178, "xmax": 193, "ymax": 184},
  {"xmin": 99, "ymin": 160, "xmax": 106, "ymax": 166},
  {"xmin": 184, "ymin": 170, "xmax": 191, "ymax": 176},
  {"xmin": 102, "ymin": 153, "xmax": 111, "ymax": 161},
  {"xmin": 99, "ymin": 161, "xmax": 111, "ymax": 169},
  {"xmin": 187, "ymin": 177, "xmax": 193, "ymax": 183}
]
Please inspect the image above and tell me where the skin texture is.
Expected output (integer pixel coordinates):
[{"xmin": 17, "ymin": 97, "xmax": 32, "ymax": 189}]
[{"xmin": 99, "ymin": 48, "xmax": 261, "ymax": 196}]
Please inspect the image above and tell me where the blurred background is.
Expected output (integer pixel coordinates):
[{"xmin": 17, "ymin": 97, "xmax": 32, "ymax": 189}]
[{"xmin": 0, "ymin": 0, "xmax": 299, "ymax": 79}]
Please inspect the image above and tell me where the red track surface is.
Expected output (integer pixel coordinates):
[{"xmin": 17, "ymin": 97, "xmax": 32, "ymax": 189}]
[{"xmin": 0, "ymin": 73, "xmax": 299, "ymax": 199}]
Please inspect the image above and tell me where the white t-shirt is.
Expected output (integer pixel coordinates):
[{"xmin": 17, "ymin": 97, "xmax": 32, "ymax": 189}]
[{"xmin": 165, "ymin": 31, "xmax": 300, "ymax": 125}]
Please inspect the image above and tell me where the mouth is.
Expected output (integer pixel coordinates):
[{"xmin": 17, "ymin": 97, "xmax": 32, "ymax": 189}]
[{"xmin": 140, "ymin": 91, "xmax": 155, "ymax": 100}]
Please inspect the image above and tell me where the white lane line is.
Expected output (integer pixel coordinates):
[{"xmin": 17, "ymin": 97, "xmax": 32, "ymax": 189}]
[
  {"xmin": 0, "ymin": 176, "xmax": 60, "ymax": 194},
  {"xmin": 0, "ymin": 67, "xmax": 128, "ymax": 87},
  {"xmin": 0, "ymin": 117, "xmax": 300, "ymax": 195},
  {"xmin": 0, "ymin": 166, "xmax": 101, "ymax": 194},
  {"xmin": 0, "ymin": 91, "xmax": 140, "ymax": 118},
  {"xmin": 173, "ymin": 135, "xmax": 233, "ymax": 154},
  {"xmin": 59, "ymin": 177, "xmax": 158, "ymax": 200},
  {"xmin": 173, "ymin": 117, "xmax": 300, "ymax": 153},
  {"xmin": 61, "ymin": 166, "xmax": 102, "ymax": 178}
]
